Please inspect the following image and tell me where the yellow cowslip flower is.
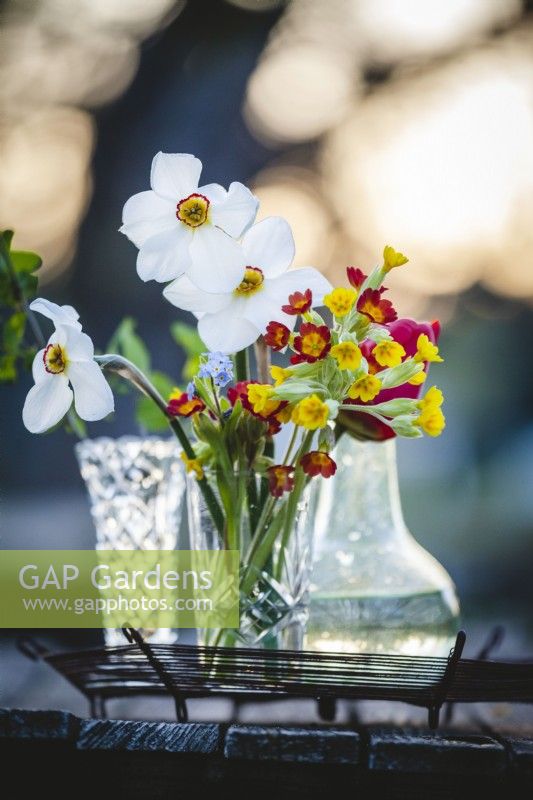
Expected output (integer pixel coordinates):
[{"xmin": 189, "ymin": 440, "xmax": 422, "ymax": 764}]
[
  {"xmin": 414, "ymin": 334, "xmax": 443, "ymax": 363},
  {"xmin": 415, "ymin": 406, "xmax": 446, "ymax": 437},
  {"xmin": 247, "ymin": 383, "xmax": 275, "ymax": 414},
  {"xmin": 347, "ymin": 374, "xmax": 382, "ymax": 402},
  {"xmin": 180, "ymin": 452, "xmax": 204, "ymax": 480},
  {"xmin": 408, "ymin": 370, "xmax": 427, "ymax": 386},
  {"xmin": 323, "ymin": 287, "xmax": 357, "ymax": 318},
  {"xmin": 292, "ymin": 394, "xmax": 329, "ymax": 430},
  {"xmin": 330, "ymin": 341, "xmax": 362, "ymax": 371},
  {"xmin": 270, "ymin": 365, "xmax": 292, "ymax": 386},
  {"xmin": 372, "ymin": 341, "xmax": 406, "ymax": 368},
  {"xmin": 276, "ymin": 404, "xmax": 293, "ymax": 424},
  {"xmin": 418, "ymin": 385, "xmax": 444, "ymax": 412},
  {"xmin": 382, "ymin": 245, "xmax": 409, "ymax": 273}
]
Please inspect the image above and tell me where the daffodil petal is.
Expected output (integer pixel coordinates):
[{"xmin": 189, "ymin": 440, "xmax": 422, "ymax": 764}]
[
  {"xmin": 150, "ymin": 152, "xmax": 202, "ymax": 200},
  {"xmin": 163, "ymin": 274, "xmax": 232, "ymax": 313},
  {"xmin": 62, "ymin": 327, "xmax": 95, "ymax": 362},
  {"xmin": 197, "ymin": 183, "xmax": 227, "ymax": 204},
  {"xmin": 242, "ymin": 217, "xmax": 295, "ymax": 279},
  {"xmin": 263, "ymin": 267, "xmax": 333, "ymax": 312},
  {"xmin": 68, "ymin": 361, "xmax": 114, "ymax": 421},
  {"xmin": 120, "ymin": 190, "xmax": 175, "ymax": 248},
  {"xmin": 198, "ymin": 310, "xmax": 259, "ymax": 353},
  {"xmin": 31, "ymin": 349, "xmax": 47, "ymax": 383},
  {"xmin": 22, "ymin": 374, "xmax": 73, "ymax": 433},
  {"xmin": 241, "ymin": 290, "xmax": 296, "ymax": 333},
  {"xmin": 29, "ymin": 298, "xmax": 82, "ymax": 330},
  {"xmin": 187, "ymin": 226, "xmax": 245, "ymax": 293},
  {"xmin": 137, "ymin": 225, "xmax": 193, "ymax": 283},
  {"xmin": 210, "ymin": 181, "xmax": 258, "ymax": 238}
]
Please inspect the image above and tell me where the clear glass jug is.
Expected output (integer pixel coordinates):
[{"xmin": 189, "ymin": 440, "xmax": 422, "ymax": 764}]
[{"xmin": 306, "ymin": 434, "xmax": 460, "ymax": 656}]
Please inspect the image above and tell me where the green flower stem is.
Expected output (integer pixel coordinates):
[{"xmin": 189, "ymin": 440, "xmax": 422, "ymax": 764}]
[
  {"xmin": 234, "ymin": 348, "xmax": 250, "ymax": 382},
  {"xmin": 241, "ymin": 507, "xmax": 285, "ymax": 596},
  {"xmin": 338, "ymin": 403, "xmax": 391, "ymax": 424},
  {"xmin": 259, "ymin": 435, "xmax": 275, "ymax": 508},
  {"xmin": 97, "ymin": 353, "xmax": 225, "ymax": 537},
  {"xmin": 274, "ymin": 429, "xmax": 313, "ymax": 581}
]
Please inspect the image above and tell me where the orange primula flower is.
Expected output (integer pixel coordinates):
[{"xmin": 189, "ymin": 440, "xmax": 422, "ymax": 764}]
[
  {"xmin": 282, "ymin": 289, "xmax": 312, "ymax": 315},
  {"xmin": 292, "ymin": 323, "xmax": 331, "ymax": 364},
  {"xmin": 264, "ymin": 321, "xmax": 290, "ymax": 351},
  {"xmin": 357, "ymin": 288, "xmax": 397, "ymax": 324},
  {"xmin": 267, "ymin": 465, "xmax": 295, "ymax": 497},
  {"xmin": 300, "ymin": 451, "xmax": 337, "ymax": 478},
  {"xmin": 167, "ymin": 390, "xmax": 205, "ymax": 417}
]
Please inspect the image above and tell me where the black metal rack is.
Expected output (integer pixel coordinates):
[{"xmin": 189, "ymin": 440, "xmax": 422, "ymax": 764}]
[{"xmin": 18, "ymin": 628, "xmax": 533, "ymax": 729}]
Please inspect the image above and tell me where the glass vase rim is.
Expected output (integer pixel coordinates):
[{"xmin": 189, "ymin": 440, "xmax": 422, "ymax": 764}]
[{"xmin": 75, "ymin": 434, "xmax": 180, "ymax": 458}]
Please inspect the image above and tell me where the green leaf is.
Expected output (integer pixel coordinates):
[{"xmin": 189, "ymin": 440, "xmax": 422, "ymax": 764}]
[
  {"xmin": 64, "ymin": 410, "xmax": 88, "ymax": 438},
  {"xmin": 170, "ymin": 321, "xmax": 204, "ymax": 357},
  {"xmin": 11, "ymin": 250, "xmax": 42, "ymax": 273},
  {"xmin": 0, "ymin": 354, "xmax": 16, "ymax": 382},
  {"xmin": 135, "ymin": 370, "xmax": 175, "ymax": 433},
  {"xmin": 3, "ymin": 312, "xmax": 26, "ymax": 355},
  {"xmin": 107, "ymin": 317, "xmax": 151, "ymax": 374},
  {"xmin": 182, "ymin": 354, "xmax": 201, "ymax": 381}
]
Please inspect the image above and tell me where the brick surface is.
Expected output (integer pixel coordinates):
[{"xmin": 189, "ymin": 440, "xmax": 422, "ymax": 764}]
[
  {"xmin": 507, "ymin": 737, "xmax": 533, "ymax": 775},
  {"xmin": 369, "ymin": 729, "xmax": 506, "ymax": 775},
  {"xmin": 77, "ymin": 719, "xmax": 221, "ymax": 752},
  {"xmin": 0, "ymin": 708, "xmax": 79, "ymax": 741},
  {"xmin": 224, "ymin": 725, "xmax": 360, "ymax": 765}
]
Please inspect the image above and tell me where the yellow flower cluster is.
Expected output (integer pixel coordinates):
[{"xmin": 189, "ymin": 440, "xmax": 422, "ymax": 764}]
[
  {"xmin": 330, "ymin": 341, "xmax": 362, "ymax": 370},
  {"xmin": 181, "ymin": 452, "xmax": 204, "ymax": 479},
  {"xmin": 415, "ymin": 386, "xmax": 445, "ymax": 437},
  {"xmin": 372, "ymin": 341, "xmax": 405, "ymax": 368},
  {"xmin": 415, "ymin": 334, "xmax": 443, "ymax": 364},
  {"xmin": 323, "ymin": 287, "xmax": 357, "ymax": 317},
  {"xmin": 348, "ymin": 374, "xmax": 382, "ymax": 402},
  {"xmin": 382, "ymin": 245, "xmax": 409, "ymax": 273},
  {"xmin": 291, "ymin": 394, "xmax": 329, "ymax": 430},
  {"xmin": 270, "ymin": 365, "xmax": 292, "ymax": 386}
]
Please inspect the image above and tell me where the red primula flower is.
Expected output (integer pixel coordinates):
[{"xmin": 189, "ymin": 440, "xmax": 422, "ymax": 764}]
[
  {"xmin": 227, "ymin": 380, "xmax": 256, "ymax": 409},
  {"xmin": 264, "ymin": 321, "xmax": 291, "ymax": 351},
  {"xmin": 266, "ymin": 416, "xmax": 282, "ymax": 436},
  {"xmin": 291, "ymin": 323, "xmax": 331, "ymax": 364},
  {"xmin": 267, "ymin": 465, "xmax": 295, "ymax": 497},
  {"xmin": 301, "ymin": 451, "xmax": 337, "ymax": 478},
  {"xmin": 282, "ymin": 289, "xmax": 312, "ymax": 316},
  {"xmin": 357, "ymin": 288, "xmax": 397, "ymax": 324},
  {"xmin": 346, "ymin": 267, "xmax": 367, "ymax": 290},
  {"xmin": 167, "ymin": 392, "xmax": 205, "ymax": 418}
]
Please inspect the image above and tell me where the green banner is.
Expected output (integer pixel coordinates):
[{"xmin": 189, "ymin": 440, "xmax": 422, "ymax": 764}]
[{"xmin": 0, "ymin": 550, "xmax": 239, "ymax": 629}]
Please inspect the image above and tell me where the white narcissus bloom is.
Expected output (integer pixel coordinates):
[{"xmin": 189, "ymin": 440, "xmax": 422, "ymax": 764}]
[
  {"xmin": 163, "ymin": 217, "xmax": 333, "ymax": 353},
  {"xmin": 22, "ymin": 299, "xmax": 114, "ymax": 434},
  {"xmin": 120, "ymin": 152, "xmax": 259, "ymax": 293}
]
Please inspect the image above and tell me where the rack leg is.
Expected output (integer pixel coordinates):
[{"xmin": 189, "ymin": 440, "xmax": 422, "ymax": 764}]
[{"xmin": 89, "ymin": 693, "xmax": 106, "ymax": 719}]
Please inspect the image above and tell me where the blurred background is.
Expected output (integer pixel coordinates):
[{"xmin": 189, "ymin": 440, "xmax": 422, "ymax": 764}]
[{"xmin": 1, "ymin": 0, "xmax": 533, "ymax": 714}]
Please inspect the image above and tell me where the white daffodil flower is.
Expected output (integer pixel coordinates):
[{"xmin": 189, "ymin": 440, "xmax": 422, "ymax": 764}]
[
  {"xmin": 163, "ymin": 216, "xmax": 333, "ymax": 353},
  {"xmin": 22, "ymin": 300, "xmax": 114, "ymax": 434},
  {"xmin": 120, "ymin": 152, "xmax": 259, "ymax": 293},
  {"xmin": 29, "ymin": 297, "xmax": 82, "ymax": 330}
]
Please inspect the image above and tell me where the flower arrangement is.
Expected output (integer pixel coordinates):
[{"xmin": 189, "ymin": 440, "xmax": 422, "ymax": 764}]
[{"xmin": 0, "ymin": 152, "xmax": 445, "ymax": 646}]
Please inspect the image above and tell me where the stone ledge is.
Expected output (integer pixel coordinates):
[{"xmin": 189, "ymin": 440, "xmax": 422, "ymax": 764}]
[
  {"xmin": 0, "ymin": 708, "xmax": 79, "ymax": 741},
  {"xmin": 224, "ymin": 725, "xmax": 360, "ymax": 764},
  {"xmin": 1, "ymin": 707, "xmax": 531, "ymax": 783},
  {"xmin": 77, "ymin": 719, "xmax": 221, "ymax": 753},
  {"xmin": 368, "ymin": 729, "xmax": 506, "ymax": 775},
  {"xmin": 508, "ymin": 738, "xmax": 533, "ymax": 774}
]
